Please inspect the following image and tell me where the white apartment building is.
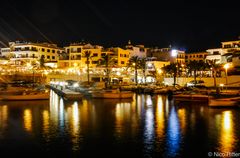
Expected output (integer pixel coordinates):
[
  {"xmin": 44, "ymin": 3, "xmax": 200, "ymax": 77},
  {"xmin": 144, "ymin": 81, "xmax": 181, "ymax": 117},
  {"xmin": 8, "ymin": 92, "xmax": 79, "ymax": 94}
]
[
  {"xmin": 0, "ymin": 41, "xmax": 64, "ymax": 66},
  {"xmin": 125, "ymin": 41, "xmax": 147, "ymax": 58},
  {"xmin": 206, "ymin": 40, "xmax": 240, "ymax": 64}
]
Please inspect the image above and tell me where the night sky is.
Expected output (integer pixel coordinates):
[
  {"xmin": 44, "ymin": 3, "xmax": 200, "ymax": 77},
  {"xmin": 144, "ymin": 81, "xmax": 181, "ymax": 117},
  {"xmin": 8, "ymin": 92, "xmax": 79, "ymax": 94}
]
[{"xmin": 0, "ymin": 0, "xmax": 239, "ymax": 52}]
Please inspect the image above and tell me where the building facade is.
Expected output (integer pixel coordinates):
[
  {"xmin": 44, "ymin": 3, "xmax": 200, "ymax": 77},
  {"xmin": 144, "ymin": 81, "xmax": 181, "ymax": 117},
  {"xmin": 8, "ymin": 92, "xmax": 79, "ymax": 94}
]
[
  {"xmin": 125, "ymin": 41, "xmax": 147, "ymax": 58},
  {"xmin": 185, "ymin": 51, "xmax": 208, "ymax": 63},
  {"xmin": 58, "ymin": 43, "xmax": 104, "ymax": 68},
  {"xmin": 147, "ymin": 47, "xmax": 185, "ymax": 64},
  {"xmin": 0, "ymin": 41, "xmax": 63, "ymax": 66}
]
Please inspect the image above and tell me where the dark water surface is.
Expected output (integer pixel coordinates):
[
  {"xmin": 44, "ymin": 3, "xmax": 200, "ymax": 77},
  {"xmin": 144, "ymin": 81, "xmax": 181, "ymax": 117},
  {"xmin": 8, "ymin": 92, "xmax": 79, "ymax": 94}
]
[{"xmin": 0, "ymin": 90, "xmax": 240, "ymax": 158}]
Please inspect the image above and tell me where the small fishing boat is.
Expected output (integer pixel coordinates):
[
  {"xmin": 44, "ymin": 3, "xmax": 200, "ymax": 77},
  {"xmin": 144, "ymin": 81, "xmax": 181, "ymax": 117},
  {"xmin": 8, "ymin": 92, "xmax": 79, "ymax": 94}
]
[
  {"xmin": 92, "ymin": 89, "xmax": 134, "ymax": 99},
  {"xmin": 62, "ymin": 89, "xmax": 83, "ymax": 100}
]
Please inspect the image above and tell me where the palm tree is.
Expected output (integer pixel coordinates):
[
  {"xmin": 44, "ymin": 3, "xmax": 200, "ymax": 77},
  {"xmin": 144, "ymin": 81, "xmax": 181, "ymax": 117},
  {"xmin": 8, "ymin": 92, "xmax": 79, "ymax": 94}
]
[
  {"xmin": 162, "ymin": 63, "xmax": 178, "ymax": 86},
  {"xmin": 187, "ymin": 60, "xmax": 206, "ymax": 85},
  {"xmin": 40, "ymin": 55, "xmax": 45, "ymax": 68},
  {"xmin": 207, "ymin": 59, "xmax": 221, "ymax": 91},
  {"xmin": 83, "ymin": 51, "xmax": 91, "ymax": 85},
  {"xmin": 98, "ymin": 54, "xmax": 117, "ymax": 88},
  {"xmin": 139, "ymin": 57, "xmax": 147, "ymax": 83},
  {"xmin": 128, "ymin": 56, "xmax": 141, "ymax": 85}
]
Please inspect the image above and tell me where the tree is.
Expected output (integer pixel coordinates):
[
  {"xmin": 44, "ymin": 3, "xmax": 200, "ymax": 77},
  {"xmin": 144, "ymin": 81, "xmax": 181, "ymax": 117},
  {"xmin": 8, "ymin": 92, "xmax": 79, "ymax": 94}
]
[
  {"xmin": 40, "ymin": 55, "xmax": 45, "ymax": 68},
  {"xmin": 206, "ymin": 59, "xmax": 221, "ymax": 90},
  {"xmin": 163, "ymin": 63, "xmax": 178, "ymax": 86},
  {"xmin": 83, "ymin": 51, "xmax": 91, "ymax": 85},
  {"xmin": 186, "ymin": 60, "xmax": 206, "ymax": 85},
  {"xmin": 128, "ymin": 56, "xmax": 141, "ymax": 85},
  {"xmin": 139, "ymin": 57, "xmax": 147, "ymax": 83},
  {"xmin": 98, "ymin": 54, "xmax": 117, "ymax": 88}
]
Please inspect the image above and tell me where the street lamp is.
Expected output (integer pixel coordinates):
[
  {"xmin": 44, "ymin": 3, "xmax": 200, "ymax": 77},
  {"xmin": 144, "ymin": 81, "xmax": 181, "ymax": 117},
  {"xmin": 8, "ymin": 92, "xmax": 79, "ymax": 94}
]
[
  {"xmin": 223, "ymin": 63, "xmax": 230, "ymax": 91},
  {"xmin": 171, "ymin": 49, "xmax": 179, "ymax": 86}
]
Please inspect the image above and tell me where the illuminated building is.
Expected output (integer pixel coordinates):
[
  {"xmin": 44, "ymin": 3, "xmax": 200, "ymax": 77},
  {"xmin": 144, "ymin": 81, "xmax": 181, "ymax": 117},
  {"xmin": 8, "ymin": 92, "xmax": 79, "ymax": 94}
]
[
  {"xmin": 125, "ymin": 40, "xmax": 147, "ymax": 58},
  {"xmin": 0, "ymin": 41, "xmax": 63, "ymax": 67},
  {"xmin": 185, "ymin": 51, "xmax": 208, "ymax": 63},
  {"xmin": 147, "ymin": 47, "xmax": 185, "ymax": 64},
  {"xmin": 206, "ymin": 40, "xmax": 240, "ymax": 65},
  {"xmin": 58, "ymin": 42, "xmax": 104, "ymax": 68}
]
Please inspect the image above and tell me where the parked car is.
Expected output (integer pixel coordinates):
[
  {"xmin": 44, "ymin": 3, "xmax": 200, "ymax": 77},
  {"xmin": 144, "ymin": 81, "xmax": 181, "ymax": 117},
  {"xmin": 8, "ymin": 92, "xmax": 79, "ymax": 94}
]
[{"xmin": 186, "ymin": 80, "xmax": 206, "ymax": 88}]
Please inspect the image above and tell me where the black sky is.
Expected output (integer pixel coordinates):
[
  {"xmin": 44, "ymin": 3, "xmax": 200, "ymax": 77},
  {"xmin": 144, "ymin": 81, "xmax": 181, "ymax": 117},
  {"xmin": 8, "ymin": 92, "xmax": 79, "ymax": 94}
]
[{"xmin": 0, "ymin": 0, "xmax": 239, "ymax": 52}]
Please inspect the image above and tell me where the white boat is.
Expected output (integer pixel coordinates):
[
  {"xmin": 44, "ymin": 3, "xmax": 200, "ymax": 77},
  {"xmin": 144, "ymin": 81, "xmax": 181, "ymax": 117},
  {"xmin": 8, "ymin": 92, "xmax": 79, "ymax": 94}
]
[
  {"xmin": 62, "ymin": 89, "xmax": 83, "ymax": 100},
  {"xmin": 0, "ymin": 91, "xmax": 50, "ymax": 101},
  {"xmin": 92, "ymin": 90, "xmax": 134, "ymax": 99}
]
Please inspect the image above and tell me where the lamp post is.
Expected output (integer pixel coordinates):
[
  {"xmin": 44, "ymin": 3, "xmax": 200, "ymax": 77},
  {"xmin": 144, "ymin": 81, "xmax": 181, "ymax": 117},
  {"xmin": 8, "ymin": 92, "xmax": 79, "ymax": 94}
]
[
  {"xmin": 223, "ymin": 63, "xmax": 230, "ymax": 92},
  {"xmin": 171, "ymin": 49, "xmax": 178, "ymax": 87}
]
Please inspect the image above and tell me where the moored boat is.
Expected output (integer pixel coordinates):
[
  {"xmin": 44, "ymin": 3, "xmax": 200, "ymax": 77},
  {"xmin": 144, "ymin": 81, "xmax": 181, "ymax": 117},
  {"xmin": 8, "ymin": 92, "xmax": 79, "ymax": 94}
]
[{"xmin": 62, "ymin": 89, "xmax": 83, "ymax": 100}]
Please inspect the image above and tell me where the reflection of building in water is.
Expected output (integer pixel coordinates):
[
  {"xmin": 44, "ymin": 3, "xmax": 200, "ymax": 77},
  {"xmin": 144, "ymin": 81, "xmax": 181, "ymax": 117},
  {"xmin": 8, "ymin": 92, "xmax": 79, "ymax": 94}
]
[
  {"xmin": 23, "ymin": 109, "xmax": 32, "ymax": 133},
  {"xmin": 219, "ymin": 111, "xmax": 236, "ymax": 153},
  {"xmin": 0, "ymin": 105, "xmax": 8, "ymax": 136}
]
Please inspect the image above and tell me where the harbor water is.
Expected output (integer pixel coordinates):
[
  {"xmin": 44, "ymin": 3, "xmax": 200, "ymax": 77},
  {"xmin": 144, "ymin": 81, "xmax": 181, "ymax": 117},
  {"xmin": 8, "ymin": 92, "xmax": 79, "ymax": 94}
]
[{"xmin": 0, "ymin": 90, "xmax": 239, "ymax": 158}]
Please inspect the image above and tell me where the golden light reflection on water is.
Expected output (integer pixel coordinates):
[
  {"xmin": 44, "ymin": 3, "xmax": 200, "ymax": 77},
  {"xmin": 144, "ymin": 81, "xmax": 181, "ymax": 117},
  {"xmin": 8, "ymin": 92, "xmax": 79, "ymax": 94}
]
[
  {"xmin": 0, "ymin": 105, "xmax": 8, "ymax": 136},
  {"xmin": 155, "ymin": 96, "xmax": 164, "ymax": 139},
  {"xmin": 50, "ymin": 90, "xmax": 59, "ymax": 127},
  {"xmin": 178, "ymin": 109, "xmax": 186, "ymax": 135},
  {"xmin": 115, "ymin": 103, "xmax": 131, "ymax": 136},
  {"xmin": 66, "ymin": 101, "xmax": 80, "ymax": 151},
  {"xmin": 42, "ymin": 110, "xmax": 50, "ymax": 140},
  {"xmin": 219, "ymin": 111, "xmax": 235, "ymax": 153},
  {"xmin": 81, "ymin": 100, "xmax": 89, "ymax": 126},
  {"xmin": 23, "ymin": 109, "xmax": 32, "ymax": 132}
]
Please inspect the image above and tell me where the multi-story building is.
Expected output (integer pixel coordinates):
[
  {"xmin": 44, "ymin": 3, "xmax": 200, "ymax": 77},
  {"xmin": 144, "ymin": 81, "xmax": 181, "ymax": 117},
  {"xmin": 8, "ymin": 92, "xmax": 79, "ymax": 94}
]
[
  {"xmin": 185, "ymin": 51, "xmax": 208, "ymax": 63},
  {"xmin": 125, "ymin": 40, "xmax": 147, "ymax": 58},
  {"xmin": 206, "ymin": 40, "xmax": 240, "ymax": 64},
  {"xmin": 58, "ymin": 42, "xmax": 131, "ymax": 69},
  {"xmin": 0, "ymin": 41, "xmax": 63, "ymax": 67},
  {"xmin": 58, "ymin": 43, "xmax": 104, "ymax": 68},
  {"xmin": 111, "ymin": 47, "xmax": 130, "ymax": 67},
  {"xmin": 206, "ymin": 48, "xmax": 227, "ymax": 64}
]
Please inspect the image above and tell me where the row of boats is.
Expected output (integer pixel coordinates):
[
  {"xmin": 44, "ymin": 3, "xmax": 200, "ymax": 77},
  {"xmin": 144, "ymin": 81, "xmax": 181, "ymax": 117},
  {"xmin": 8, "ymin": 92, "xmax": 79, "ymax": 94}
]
[
  {"xmin": 53, "ymin": 85, "xmax": 134, "ymax": 100},
  {"xmin": 1, "ymin": 82, "xmax": 240, "ymax": 109}
]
